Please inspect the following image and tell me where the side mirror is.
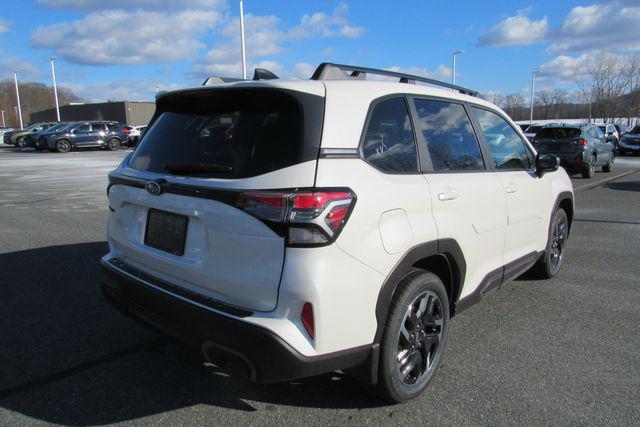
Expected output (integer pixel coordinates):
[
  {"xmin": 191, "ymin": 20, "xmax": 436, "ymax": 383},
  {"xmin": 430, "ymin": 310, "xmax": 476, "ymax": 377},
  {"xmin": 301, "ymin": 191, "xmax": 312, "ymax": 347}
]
[{"xmin": 536, "ymin": 152, "xmax": 560, "ymax": 177}]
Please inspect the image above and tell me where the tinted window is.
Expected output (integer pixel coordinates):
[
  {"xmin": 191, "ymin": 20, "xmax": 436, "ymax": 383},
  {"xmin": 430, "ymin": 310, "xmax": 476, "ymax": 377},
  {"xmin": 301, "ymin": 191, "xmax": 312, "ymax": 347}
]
[
  {"xmin": 413, "ymin": 99, "xmax": 484, "ymax": 172},
  {"xmin": 526, "ymin": 125, "xmax": 543, "ymax": 133},
  {"xmin": 472, "ymin": 107, "xmax": 532, "ymax": 170},
  {"xmin": 536, "ymin": 128, "xmax": 581, "ymax": 139},
  {"xmin": 130, "ymin": 89, "xmax": 323, "ymax": 179},
  {"xmin": 92, "ymin": 123, "xmax": 107, "ymax": 132},
  {"xmin": 75, "ymin": 124, "xmax": 90, "ymax": 133},
  {"xmin": 362, "ymin": 97, "xmax": 418, "ymax": 173}
]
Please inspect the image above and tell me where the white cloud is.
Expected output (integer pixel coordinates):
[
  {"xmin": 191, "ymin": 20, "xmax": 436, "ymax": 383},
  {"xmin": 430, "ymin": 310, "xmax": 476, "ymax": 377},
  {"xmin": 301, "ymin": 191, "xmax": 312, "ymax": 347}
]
[
  {"xmin": 61, "ymin": 79, "xmax": 183, "ymax": 102},
  {"xmin": 537, "ymin": 53, "xmax": 593, "ymax": 83},
  {"xmin": 37, "ymin": 0, "xmax": 225, "ymax": 11},
  {"xmin": 30, "ymin": 10, "xmax": 221, "ymax": 65},
  {"xmin": 0, "ymin": 57, "xmax": 40, "ymax": 80},
  {"xmin": 293, "ymin": 62, "xmax": 316, "ymax": 79},
  {"xmin": 480, "ymin": 1, "xmax": 640, "ymax": 53},
  {"xmin": 193, "ymin": 3, "xmax": 363, "ymax": 79},
  {"xmin": 0, "ymin": 18, "xmax": 9, "ymax": 36},
  {"xmin": 478, "ymin": 13, "xmax": 548, "ymax": 47},
  {"xmin": 549, "ymin": 3, "xmax": 640, "ymax": 53}
]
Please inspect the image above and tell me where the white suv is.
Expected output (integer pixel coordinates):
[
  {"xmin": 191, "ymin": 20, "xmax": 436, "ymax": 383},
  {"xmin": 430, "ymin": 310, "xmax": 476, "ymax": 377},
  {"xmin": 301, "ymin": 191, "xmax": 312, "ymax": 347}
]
[{"xmin": 101, "ymin": 63, "xmax": 574, "ymax": 402}]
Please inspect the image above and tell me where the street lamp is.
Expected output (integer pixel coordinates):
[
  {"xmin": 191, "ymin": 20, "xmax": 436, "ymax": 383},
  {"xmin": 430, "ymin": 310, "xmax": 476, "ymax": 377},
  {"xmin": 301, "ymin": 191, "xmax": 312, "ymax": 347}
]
[
  {"xmin": 239, "ymin": 0, "xmax": 247, "ymax": 80},
  {"xmin": 530, "ymin": 70, "xmax": 538, "ymax": 125},
  {"xmin": 452, "ymin": 50, "xmax": 464, "ymax": 85},
  {"xmin": 1, "ymin": 110, "xmax": 5, "ymax": 128},
  {"xmin": 50, "ymin": 57, "xmax": 61, "ymax": 122},
  {"xmin": 13, "ymin": 71, "xmax": 23, "ymax": 130}
]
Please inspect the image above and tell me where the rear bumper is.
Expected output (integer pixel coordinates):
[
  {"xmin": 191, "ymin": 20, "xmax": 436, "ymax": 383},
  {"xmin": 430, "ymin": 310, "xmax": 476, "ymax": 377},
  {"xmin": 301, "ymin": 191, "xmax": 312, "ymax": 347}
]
[{"xmin": 100, "ymin": 257, "xmax": 371, "ymax": 383}]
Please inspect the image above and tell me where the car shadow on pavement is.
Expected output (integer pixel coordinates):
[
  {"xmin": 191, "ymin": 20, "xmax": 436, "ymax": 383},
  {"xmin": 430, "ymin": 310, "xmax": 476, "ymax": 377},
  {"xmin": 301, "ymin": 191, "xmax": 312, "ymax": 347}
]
[
  {"xmin": 0, "ymin": 242, "xmax": 385, "ymax": 425},
  {"xmin": 605, "ymin": 181, "xmax": 640, "ymax": 192}
]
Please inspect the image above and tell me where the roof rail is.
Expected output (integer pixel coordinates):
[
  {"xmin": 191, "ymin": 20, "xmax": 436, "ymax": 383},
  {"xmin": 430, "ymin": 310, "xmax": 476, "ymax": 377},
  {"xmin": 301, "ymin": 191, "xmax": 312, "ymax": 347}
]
[{"xmin": 310, "ymin": 63, "xmax": 478, "ymax": 96}]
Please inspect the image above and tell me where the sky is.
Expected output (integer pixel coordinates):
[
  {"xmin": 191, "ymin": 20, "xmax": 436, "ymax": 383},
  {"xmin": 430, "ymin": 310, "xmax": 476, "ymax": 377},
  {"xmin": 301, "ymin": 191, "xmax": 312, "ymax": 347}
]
[{"xmin": 0, "ymin": 0, "xmax": 639, "ymax": 102}]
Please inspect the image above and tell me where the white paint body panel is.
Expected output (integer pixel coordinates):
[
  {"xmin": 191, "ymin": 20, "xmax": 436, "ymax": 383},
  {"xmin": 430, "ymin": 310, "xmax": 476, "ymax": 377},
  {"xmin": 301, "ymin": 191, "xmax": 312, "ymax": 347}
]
[{"xmin": 104, "ymin": 78, "xmax": 574, "ymax": 358}]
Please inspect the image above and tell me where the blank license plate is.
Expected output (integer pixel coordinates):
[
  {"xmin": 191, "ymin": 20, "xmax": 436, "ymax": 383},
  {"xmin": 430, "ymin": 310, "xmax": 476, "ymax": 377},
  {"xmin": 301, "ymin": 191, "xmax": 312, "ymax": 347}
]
[{"xmin": 144, "ymin": 209, "xmax": 188, "ymax": 256}]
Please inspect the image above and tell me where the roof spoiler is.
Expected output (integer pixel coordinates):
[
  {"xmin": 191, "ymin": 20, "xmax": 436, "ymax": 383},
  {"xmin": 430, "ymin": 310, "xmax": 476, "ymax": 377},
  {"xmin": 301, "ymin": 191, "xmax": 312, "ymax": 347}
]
[
  {"xmin": 202, "ymin": 68, "xmax": 280, "ymax": 86},
  {"xmin": 310, "ymin": 63, "xmax": 478, "ymax": 97}
]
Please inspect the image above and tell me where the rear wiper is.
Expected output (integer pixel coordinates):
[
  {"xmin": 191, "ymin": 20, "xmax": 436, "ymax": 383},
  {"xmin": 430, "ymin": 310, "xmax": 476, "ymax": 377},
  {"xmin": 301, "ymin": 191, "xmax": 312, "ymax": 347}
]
[{"xmin": 164, "ymin": 163, "xmax": 233, "ymax": 175}]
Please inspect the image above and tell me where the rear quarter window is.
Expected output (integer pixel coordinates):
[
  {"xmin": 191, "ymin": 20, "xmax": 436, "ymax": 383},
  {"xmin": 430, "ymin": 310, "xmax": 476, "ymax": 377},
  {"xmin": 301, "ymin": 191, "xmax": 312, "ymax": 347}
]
[{"xmin": 361, "ymin": 97, "xmax": 419, "ymax": 174}]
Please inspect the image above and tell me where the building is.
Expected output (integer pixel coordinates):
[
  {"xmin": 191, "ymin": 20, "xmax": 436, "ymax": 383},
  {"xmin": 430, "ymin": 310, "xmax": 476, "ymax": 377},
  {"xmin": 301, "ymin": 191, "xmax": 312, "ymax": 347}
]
[{"xmin": 30, "ymin": 101, "xmax": 155, "ymax": 126}]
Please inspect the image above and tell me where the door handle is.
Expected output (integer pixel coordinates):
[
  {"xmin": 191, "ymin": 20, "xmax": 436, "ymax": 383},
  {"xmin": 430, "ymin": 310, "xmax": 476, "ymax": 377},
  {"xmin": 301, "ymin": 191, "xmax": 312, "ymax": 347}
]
[
  {"xmin": 438, "ymin": 191, "xmax": 459, "ymax": 201},
  {"xmin": 506, "ymin": 186, "xmax": 518, "ymax": 194}
]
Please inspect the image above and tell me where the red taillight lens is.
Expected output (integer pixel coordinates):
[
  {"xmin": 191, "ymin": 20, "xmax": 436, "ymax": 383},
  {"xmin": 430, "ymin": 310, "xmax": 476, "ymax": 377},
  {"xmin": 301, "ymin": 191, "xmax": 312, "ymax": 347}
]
[
  {"xmin": 576, "ymin": 138, "xmax": 587, "ymax": 145},
  {"xmin": 121, "ymin": 129, "xmax": 129, "ymax": 133},
  {"xmin": 236, "ymin": 189, "xmax": 355, "ymax": 246},
  {"xmin": 236, "ymin": 192, "xmax": 287, "ymax": 222},
  {"xmin": 301, "ymin": 302, "xmax": 314, "ymax": 339}
]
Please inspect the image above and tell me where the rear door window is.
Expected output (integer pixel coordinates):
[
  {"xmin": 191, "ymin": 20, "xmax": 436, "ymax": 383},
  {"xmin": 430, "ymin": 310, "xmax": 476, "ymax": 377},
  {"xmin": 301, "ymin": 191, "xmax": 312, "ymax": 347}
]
[
  {"xmin": 413, "ymin": 98, "xmax": 484, "ymax": 172},
  {"xmin": 130, "ymin": 89, "xmax": 323, "ymax": 179},
  {"xmin": 361, "ymin": 97, "xmax": 418, "ymax": 174},
  {"xmin": 472, "ymin": 107, "xmax": 533, "ymax": 170}
]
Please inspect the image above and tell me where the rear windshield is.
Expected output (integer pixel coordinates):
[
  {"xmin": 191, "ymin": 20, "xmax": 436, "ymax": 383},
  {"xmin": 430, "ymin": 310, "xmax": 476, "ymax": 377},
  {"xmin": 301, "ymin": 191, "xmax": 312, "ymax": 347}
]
[
  {"xmin": 130, "ymin": 88, "xmax": 323, "ymax": 179},
  {"xmin": 536, "ymin": 128, "xmax": 581, "ymax": 139},
  {"xmin": 526, "ymin": 125, "xmax": 543, "ymax": 133},
  {"xmin": 629, "ymin": 126, "xmax": 640, "ymax": 135}
]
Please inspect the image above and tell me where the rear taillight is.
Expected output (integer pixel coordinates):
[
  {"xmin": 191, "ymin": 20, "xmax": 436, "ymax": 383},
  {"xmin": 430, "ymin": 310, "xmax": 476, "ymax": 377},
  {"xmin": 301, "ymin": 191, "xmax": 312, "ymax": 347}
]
[
  {"xmin": 576, "ymin": 138, "xmax": 587, "ymax": 145},
  {"xmin": 236, "ymin": 189, "xmax": 356, "ymax": 247},
  {"xmin": 121, "ymin": 129, "xmax": 129, "ymax": 134}
]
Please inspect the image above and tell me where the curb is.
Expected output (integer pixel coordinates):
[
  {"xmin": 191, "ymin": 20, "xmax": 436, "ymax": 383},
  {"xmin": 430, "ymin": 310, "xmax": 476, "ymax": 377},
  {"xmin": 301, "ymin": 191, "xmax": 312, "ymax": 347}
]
[{"xmin": 574, "ymin": 168, "xmax": 640, "ymax": 191}]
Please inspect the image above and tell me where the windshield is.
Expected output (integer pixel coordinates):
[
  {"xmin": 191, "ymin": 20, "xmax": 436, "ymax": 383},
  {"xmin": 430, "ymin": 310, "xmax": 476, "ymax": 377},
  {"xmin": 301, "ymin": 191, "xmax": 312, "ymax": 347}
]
[
  {"xmin": 130, "ymin": 88, "xmax": 324, "ymax": 179},
  {"xmin": 44, "ymin": 123, "xmax": 71, "ymax": 133},
  {"xmin": 537, "ymin": 128, "xmax": 582, "ymax": 139},
  {"xmin": 628, "ymin": 126, "xmax": 640, "ymax": 135}
]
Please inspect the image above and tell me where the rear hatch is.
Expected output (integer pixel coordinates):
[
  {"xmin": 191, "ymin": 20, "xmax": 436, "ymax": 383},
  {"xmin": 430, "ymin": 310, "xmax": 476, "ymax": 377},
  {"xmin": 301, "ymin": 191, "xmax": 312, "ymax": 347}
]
[
  {"xmin": 535, "ymin": 127, "xmax": 583, "ymax": 154},
  {"xmin": 107, "ymin": 84, "xmax": 325, "ymax": 312}
]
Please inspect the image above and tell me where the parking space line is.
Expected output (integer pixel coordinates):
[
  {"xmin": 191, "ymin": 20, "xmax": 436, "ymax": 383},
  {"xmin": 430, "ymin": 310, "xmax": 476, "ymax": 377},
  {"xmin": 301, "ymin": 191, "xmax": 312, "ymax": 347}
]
[{"xmin": 574, "ymin": 169, "xmax": 640, "ymax": 191}]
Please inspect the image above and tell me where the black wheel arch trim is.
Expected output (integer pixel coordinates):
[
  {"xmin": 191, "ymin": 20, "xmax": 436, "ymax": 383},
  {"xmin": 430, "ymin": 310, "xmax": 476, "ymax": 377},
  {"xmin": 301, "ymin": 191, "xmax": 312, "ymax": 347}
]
[{"xmin": 373, "ymin": 238, "xmax": 466, "ymax": 345}]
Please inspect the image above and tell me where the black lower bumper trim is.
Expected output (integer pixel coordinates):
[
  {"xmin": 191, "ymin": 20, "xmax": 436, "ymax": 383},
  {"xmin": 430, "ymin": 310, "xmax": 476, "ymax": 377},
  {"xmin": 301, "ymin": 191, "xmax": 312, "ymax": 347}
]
[{"xmin": 100, "ymin": 259, "xmax": 371, "ymax": 383}]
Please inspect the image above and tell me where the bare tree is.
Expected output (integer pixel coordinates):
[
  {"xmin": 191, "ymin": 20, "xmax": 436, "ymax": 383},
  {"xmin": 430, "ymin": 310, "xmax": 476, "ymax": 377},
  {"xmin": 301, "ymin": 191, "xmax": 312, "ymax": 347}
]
[{"xmin": 536, "ymin": 89, "xmax": 554, "ymax": 119}]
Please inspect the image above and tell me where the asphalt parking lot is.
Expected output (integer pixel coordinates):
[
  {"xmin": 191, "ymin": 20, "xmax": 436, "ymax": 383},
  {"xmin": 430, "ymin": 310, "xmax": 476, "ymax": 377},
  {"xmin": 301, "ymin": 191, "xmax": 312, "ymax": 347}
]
[{"xmin": 1, "ymin": 148, "xmax": 639, "ymax": 425}]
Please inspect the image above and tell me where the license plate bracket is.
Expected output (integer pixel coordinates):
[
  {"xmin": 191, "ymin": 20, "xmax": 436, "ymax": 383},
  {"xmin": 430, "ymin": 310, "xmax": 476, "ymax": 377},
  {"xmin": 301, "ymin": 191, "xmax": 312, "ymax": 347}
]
[{"xmin": 144, "ymin": 209, "xmax": 189, "ymax": 256}]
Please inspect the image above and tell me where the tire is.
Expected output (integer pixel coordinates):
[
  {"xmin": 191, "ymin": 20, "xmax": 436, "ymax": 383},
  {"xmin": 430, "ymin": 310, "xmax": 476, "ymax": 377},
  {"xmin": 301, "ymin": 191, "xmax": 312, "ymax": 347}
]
[
  {"xmin": 375, "ymin": 269, "xmax": 449, "ymax": 403},
  {"xmin": 531, "ymin": 208, "xmax": 569, "ymax": 279},
  {"xmin": 581, "ymin": 156, "xmax": 596, "ymax": 178},
  {"xmin": 107, "ymin": 138, "xmax": 121, "ymax": 151},
  {"xmin": 16, "ymin": 137, "xmax": 25, "ymax": 148},
  {"xmin": 602, "ymin": 153, "xmax": 614, "ymax": 172},
  {"xmin": 55, "ymin": 139, "xmax": 71, "ymax": 153}
]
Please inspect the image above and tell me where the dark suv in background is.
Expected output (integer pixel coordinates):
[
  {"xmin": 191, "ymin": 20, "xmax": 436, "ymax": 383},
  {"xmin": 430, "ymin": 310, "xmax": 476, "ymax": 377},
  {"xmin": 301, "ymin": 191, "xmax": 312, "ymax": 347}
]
[
  {"xmin": 535, "ymin": 124, "xmax": 615, "ymax": 178},
  {"xmin": 34, "ymin": 121, "xmax": 129, "ymax": 153},
  {"xmin": 3, "ymin": 122, "xmax": 58, "ymax": 147},
  {"xmin": 618, "ymin": 126, "xmax": 640, "ymax": 156}
]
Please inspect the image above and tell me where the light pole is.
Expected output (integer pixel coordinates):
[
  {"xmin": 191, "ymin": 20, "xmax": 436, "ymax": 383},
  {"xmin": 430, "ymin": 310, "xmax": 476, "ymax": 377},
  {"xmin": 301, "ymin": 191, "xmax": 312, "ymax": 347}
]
[
  {"xmin": 239, "ymin": 0, "xmax": 247, "ymax": 79},
  {"xmin": 1, "ymin": 110, "xmax": 5, "ymax": 127},
  {"xmin": 530, "ymin": 70, "xmax": 538, "ymax": 125},
  {"xmin": 452, "ymin": 50, "xmax": 464, "ymax": 85},
  {"xmin": 13, "ymin": 71, "xmax": 23, "ymax": 130},
  {"xmin": 50, "ymin": 57, "xmax": 61, "ymax": 121}
]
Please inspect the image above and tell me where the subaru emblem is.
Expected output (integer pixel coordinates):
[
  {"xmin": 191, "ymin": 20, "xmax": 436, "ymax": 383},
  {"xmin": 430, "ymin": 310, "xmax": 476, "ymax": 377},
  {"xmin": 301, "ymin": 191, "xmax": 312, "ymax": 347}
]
[{"xmin": 145, "ymin": 181, "xmax": 162, "ymax": 196}]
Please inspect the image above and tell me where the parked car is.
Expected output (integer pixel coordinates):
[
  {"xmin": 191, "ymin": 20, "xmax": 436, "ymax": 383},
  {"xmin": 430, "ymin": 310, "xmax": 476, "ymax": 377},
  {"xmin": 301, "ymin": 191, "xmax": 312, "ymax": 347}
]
[
  {"xmin": 35, "ymin": 121, "xmax": 128, "ymax": 152},
  {"xmin": 3, "ymin": 122, "xmax": 58, "ymax": 146},
  {"xmin": 535, "ymin": 124, "xmax": 615, "ymax": 178},
  {"xmin": 101, "ymin": 63, "xmax": 574, "ymax": 403},
  {"xmin": 618, "ymin": 125, "xmax": 640, "ymax": 156},
  {"xmin": 23, "ymin": 122, "xmax": 75, "ymax": 148},
  {"xmin": 523, "ymin": 124, "xmax": 544, "ymax": 143},
  {"xmin": 597, "ymin": 124, "xmax": 619, "ymax": 149},
  {"xmin": 127, "ymin": 125, "xmax": 147, "ymax": 145},
  {"xmin": 615, "ymin": 124, "xmax": 631, "ymax": 137}
]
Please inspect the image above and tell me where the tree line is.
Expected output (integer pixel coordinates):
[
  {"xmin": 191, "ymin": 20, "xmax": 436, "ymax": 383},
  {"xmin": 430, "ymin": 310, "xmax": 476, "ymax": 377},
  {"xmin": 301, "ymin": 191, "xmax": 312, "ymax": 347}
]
[
  {"xmin": 0, "ymin": 80, "xmax": 82, "ymax": 127},
  {"xmin": 484, "ymin": 54, "xmax": 640, "ymax": 125}
]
